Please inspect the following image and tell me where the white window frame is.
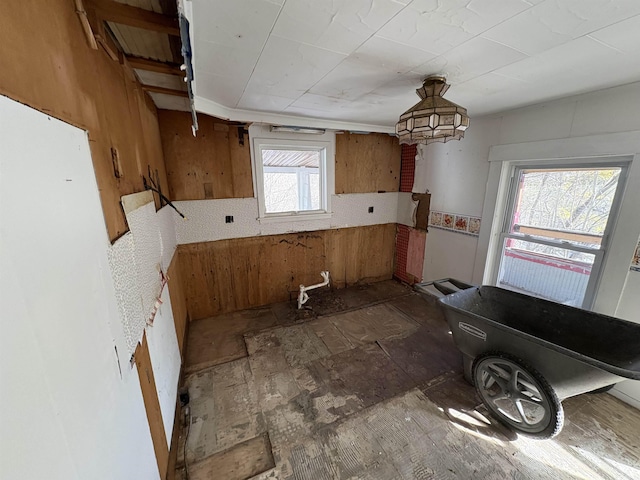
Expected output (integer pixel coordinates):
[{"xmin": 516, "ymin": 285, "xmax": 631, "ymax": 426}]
[
  {"xmin": 492, "ymin": 160, "xmax": 629, "ymax": 309},
  {"xmin": 250, "ymin": 124, "xmax": 335, "ymax": 223}
]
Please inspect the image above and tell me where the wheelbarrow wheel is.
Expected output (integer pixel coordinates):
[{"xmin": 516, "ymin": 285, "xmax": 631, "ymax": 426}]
[{"xmin": 473, "ymin": 352, "xmax": 563, "ymax": 439}]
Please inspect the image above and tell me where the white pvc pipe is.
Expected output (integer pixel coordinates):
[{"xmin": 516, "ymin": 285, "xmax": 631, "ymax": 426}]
[{"xmin": 298, "ymin": 271, "xmax": 330, "ymax": 309}]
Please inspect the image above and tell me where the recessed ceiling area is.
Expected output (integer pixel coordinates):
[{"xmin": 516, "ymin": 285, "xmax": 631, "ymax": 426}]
[{"xmin": 187, "ymin": 0, "xmax": 640, "ymax": 131}]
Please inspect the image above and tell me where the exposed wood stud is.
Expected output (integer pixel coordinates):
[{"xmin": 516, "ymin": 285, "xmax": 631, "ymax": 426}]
[
  {"xmin": 126, "ymin": 55, "xmax": 183, "ymax": 76},
  {"xmin": 74, "ymin": 0, "xmax": 98, "ymax": 49},
  {"xmin": 85, "ymin": 6, "xmax": 119, "ymax": 61},
  {"xmin": 141, "ymin": 85, "xmax": 188, "ymax": 97},
  {"xmin": 88, "ymin": 0, "xmax": 180, "ymax": 36},
  {"xmin": 135, "ymin": 331, "xmax": 169, "ymax": 478}
]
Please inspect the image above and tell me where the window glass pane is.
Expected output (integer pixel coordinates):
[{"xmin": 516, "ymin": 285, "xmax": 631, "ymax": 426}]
[
  {"xmin": 263, "ymin": 172, "xmax": 298, "ymax": 212},
  {"xmin": 309, "ymin": 173, "xmax": 320, "ymax": 210},
  {"xmin": 262, "ymin": 149, "xmax": 322, "ymax": 213},
  {"xmin": 510, "ymin": 168, "xmax": 621, "ymax": 249},
  {"xmin": 497, "ymin": 238, "xmax": 594, "ymax": 307}
]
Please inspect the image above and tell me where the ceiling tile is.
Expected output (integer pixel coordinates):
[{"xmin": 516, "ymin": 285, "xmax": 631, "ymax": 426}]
[
  {"xmin": 271, "ymin": 0, "xmax": 407, "ymax": 55},
  {"xmin": 195, "ymin": 72, "xmax": 246, "ymax": 107},
  {"xmin": 482, "ymin": 0, "xmax": 640, "ymax": 56},
  {"xmin": 376, "ymin": 0, "xmax": 532, "ymax": 55},
  {"xmin": 308, "ymin": 57, "xmax": 401, "ymax": 101},
  {"xmin": 236, "ymin": 92, "xmax": 295, "ymax": 111},
  {"xmin": 289, "ymin": 93, "xmax": 354, "ymax": 111},
  {"xmin": 483, "ymin": 36, "xmax": 640, "ymax": 114},
  {"xmin": 452, "ymin": 72, "xmax": 529, "ymax": 108},
  {"xmin": 351, "ymin": 35, "xmax": 438, "ymax": 74},
  {"xmin": 194, "ymin": 43, "xmax": 257, "ymax": 79},
  {"xmin": 371, "ymin": 72, "xmax": 428, "ymax": 98},
  {"xmin": 192, "ymin": 0, "xmax": 282, "ymax": 50},
  {"xmin": 243, "ymin": 35, "xmax": 347, "ymax": 99},
  {"xmin": 589, "ymin": 14, "xmax": 640, "ymax": 53},
  {"xmin": 495, "ymin": 36, "xmax": 616, "ymax": 82},
  {"xmin": 415, "ymin": 37, "xmax": 527, "ymax": 84}
]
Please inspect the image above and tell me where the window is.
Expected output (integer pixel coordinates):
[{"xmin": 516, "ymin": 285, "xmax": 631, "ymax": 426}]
[
  {"xmin": 492, "ymin": 163, "xmax": 627, "ymax": 308},
  {"xmin": 262, "ymin": 149, "xmax": 322, "ymax": 213},
  {"xmin": 251, "ymin": 126, "xmax": 334, "ymax": 221}
]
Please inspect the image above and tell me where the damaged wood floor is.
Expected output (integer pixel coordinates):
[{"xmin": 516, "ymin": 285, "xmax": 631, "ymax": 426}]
[{"xmin": 175, "ymin": 281, "xmax": 640, "ymax": 480}]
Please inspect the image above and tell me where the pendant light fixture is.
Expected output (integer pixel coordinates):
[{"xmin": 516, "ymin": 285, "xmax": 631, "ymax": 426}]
[{"xmin": 396, "ymin": 76, "xmax": 469, "ymax": 145}]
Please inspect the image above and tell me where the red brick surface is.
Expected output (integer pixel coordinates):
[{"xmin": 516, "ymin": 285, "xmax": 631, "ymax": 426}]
[{"xmin": 400, "ymin": 144, "xmax": 416, "ymax": 193}]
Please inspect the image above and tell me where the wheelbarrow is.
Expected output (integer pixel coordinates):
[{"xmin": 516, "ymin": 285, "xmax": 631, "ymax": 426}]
[{"xmin": 435, "ymin": 284, "xmax": 640, "ymax": 439}]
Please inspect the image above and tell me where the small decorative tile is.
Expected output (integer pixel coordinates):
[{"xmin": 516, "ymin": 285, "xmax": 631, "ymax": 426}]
[
  {"xmin": 454, "ymin": 215, "xmax": 469, "ymax": 232},
  {"xmin": 430, "ymin": 211, "xmax": 442, "ymax": 226},
  {"xmin": 631, "ymin": 240, "xmax": 640, "ymax": 271},
  {"xmin": 468, "ymin": 217, "xmax": 481, "ymax": 235},
  {"xmin": 443, "ymin": 213, "xmax": 454, "ymax": 229}
]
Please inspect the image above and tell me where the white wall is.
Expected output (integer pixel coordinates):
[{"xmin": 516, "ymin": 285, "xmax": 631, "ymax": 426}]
[
  {"xmin": 414, "ymin": 82, "xmax": 640, "ymax": 407},
  {"xmin": 415, "ymin": 117, "xmax": 501, "ymax": 284},
  {"xmin": 0, "ymin": 97, "xmax": 160, "ymax": 479},
  {"xmin": 174, "ymin": 193, "xmax": 402, "ymax": 244},
  {"xmin": 611, "ymin": 238, "xmax": 640, "ymax": 408},
  {"xmin": 147, "ymin": 286, "xmax": 181, "ymax": 447}
]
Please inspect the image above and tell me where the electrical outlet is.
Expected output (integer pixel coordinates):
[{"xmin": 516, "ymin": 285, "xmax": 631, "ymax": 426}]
[
  {"xmin": 225, "ymin": 215, "xmax": 234, "ymax": 223},
  {"xmin": 368, "ymin": 206, "xmax": 374, "ymax": 213}
]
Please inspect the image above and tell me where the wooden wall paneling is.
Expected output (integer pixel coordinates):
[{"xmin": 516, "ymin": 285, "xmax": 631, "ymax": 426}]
[
  {"xmin": 158, "ymin": 110, "xmax": 253, "ymax": 201},
  {"xmin": 135, "ymin": 331, "xmax": 169, "ymax": 479},
  {"xmin": 335, "ymin": 132, "xmax": 401, "ymax": 194},
  {"xmin": 178, "ymin": 226, "xmax": 396, "ymax": 320},
  {"xmin": 160, "ymin": 110, "xmax": 214, "ymax": 200},
  {"xmin": 211, "ymin": 123, "xmax": 235, "ymax": 198},
  {"xmin": 167, "ymin": 253, "xmax": 188, "ymax": 357},
  {"xmin": 228, "ymin": 125, "xmax": 254, "ymax": 198},
  {"xmin": 178, "ymin": 242, "xmax": 216, "ymax": 320},
  {"xmin": 359, "ymin": 223, "xmax": 397, "ymax": 282},
  {"xmin": 166, "ymin": 402, "xmax": 181, "ymax": 480},
  {"xmin": 324, "ymin": 228, "xmax": 351, "ymax": 289},
  {"xmin": 325, "ymin": 225, "xmax": 396, "ymax": 288}
]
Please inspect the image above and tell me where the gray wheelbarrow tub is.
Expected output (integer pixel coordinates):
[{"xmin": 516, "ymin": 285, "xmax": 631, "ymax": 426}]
[{"xmin": 438, "ymin": 286, "xmax": 640, "ymax": 400}]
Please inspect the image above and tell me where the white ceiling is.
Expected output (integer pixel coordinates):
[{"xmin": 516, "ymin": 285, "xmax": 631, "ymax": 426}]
[{"xmin": 186, "ymin": 0, "xmax": 640, "ymax": 132}]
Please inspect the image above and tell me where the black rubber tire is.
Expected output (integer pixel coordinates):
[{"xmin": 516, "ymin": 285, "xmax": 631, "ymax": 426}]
[{"xmin": 473, "ymin": 352, "xmax": 564, "ymax": 439}]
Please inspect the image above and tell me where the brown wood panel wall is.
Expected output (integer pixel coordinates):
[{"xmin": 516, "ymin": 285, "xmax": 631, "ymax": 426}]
[
  {"xmin": 135, "ymin": 331, "xmax": 169, "ymax": 479},
  {"xmin": 158, "ymin": 110, "xmax": 254, "ymax": 201},
  {"xmin": 178, "ymin": 224, "xmax": 397, "ymax": 320},
  {"xmin": 0, "ymin": 0, "xmax": 170, "ymax": 241},
  {"xmin": 167, "ymin": 253, "xmax": 189, "ymax": 358},
  {"xmin": 335, "ymin": 132, "xmax": 401, "ymax": 194}
]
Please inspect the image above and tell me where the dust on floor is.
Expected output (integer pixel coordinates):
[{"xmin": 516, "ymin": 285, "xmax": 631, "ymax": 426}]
[{"xmin": 175, "ymin": 281, "xmax": 640, "ymax": 480}]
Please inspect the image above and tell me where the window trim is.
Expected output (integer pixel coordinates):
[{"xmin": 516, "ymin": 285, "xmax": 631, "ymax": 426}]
[{"xmin": 250, "ymin": 125, "xmax": 335, "ymax": 223}]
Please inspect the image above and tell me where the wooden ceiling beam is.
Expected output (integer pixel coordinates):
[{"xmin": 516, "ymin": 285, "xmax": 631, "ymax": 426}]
[
  {"xmin": 88, "ymin": 0, "xmax": 180, "ymax": 36},
  {"xmin": 126, "ymin": 56, "xmax": 183, "ymax": 76},
  {"xmin": 141, "ymin": 85, "xmax": 189, "ymax": 98}
]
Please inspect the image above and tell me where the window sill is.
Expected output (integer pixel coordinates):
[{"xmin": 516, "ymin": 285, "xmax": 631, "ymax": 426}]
[{"xmin": 258, "ymin": 211, "xmax": 333, "ymax": 224}]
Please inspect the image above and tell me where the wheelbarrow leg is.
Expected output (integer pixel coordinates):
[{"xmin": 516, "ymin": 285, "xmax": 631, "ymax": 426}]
[{"xmin": 462, "ymin": 354, "xmax": 474, "ymax": 385}]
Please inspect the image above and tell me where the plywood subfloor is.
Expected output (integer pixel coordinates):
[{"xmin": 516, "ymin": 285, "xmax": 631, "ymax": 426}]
[
  {"xmin": 184, "ymin": 280, "xmax": 412, "ymax": 373},
  {"xmin": 176, "ymin": 282, "xmax": 640, "ymax": 480}
]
